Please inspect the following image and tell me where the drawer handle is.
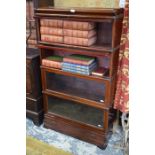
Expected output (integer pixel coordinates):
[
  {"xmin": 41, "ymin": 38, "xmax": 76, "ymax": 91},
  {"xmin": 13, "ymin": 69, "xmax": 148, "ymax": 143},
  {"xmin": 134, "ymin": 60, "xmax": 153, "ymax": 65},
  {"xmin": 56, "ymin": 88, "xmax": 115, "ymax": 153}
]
[
  {"xmin": 100, "ymin": 100, "xmax": 104, "ymax": 103},
  {"xmin": 70, "ymin": 9, "xmax": 76, "ymax": 13}
]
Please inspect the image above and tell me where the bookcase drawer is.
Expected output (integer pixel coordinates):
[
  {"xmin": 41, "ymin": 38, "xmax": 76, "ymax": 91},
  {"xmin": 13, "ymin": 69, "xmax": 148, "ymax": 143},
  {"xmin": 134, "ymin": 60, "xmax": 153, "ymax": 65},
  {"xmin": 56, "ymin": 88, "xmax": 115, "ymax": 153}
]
[{"xmin": 47, "ymin": 95, "xmax": 104, "ymax": 128}]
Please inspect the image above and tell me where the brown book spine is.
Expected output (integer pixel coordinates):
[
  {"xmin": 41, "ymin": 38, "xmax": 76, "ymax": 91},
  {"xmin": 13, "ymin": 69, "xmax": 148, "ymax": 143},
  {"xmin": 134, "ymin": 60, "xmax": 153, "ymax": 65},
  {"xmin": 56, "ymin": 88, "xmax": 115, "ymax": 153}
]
[
  {"xmin": 63, "ymin": 21, "xmax": 95, "ymax": 30},
  {"xmin": 40, "ymin": 19, "xmax": 63, "ymax": 28},
  {"xmin": 42, "ymin": 59, "xmax": 62, "ymax": 69},
  {"xmin": 41, "ymin": 35, "xmax": 63, "ymax": 43},
  {"xmin": 40, "ymin": 27, "xmax": 63, "ymax": 36}
]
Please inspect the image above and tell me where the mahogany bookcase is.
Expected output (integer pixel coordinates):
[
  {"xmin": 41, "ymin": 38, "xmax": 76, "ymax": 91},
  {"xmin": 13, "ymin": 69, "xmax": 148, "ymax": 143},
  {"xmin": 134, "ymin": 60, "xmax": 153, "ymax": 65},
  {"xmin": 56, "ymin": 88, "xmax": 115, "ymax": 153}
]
[{"xmin": 34, "ymin": 7, "xmax": 123, "ymax": 149}]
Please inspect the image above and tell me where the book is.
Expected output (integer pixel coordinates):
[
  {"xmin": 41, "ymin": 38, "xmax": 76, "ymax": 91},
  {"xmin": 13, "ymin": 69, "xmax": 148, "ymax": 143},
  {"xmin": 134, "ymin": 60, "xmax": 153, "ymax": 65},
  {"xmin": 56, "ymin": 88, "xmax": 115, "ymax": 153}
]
[
  {"xmin": 62, "ymin": 68, "xmax": 91, "ymax": 75},
  {"xmin": 40, "ymin": 19, "xmax": 63, "ymax": 28},
  {"xmin": 41, "ymin": 35, "xmax": 63, "ymax": 43},
  {"xmin": 63, "ymin": 54, "xmax": 95, "ymax": 65},
  {"xmin": 27, "ymin": 39, "xmax": 37, "ymax": 45},
  {"xmin": 40, "ymin": 27, "xmax": 63, "ymax": 36},
  {"xmin": 63, "ymin": 29, "xmax": 96, "ymax": 38},
  {"xmin": 64, "ymin": 36, "xmax": 97, "ymax": 46},
  {"xmin": 91, "ymin": 67, "xmax": 109, "ymax": 77},
  {"xmin": 64, "ymin": 21, "xmax": 95, "ymax": 30},
  {"xmin": 62, "ymin": 64, "xmax": 97, "ymax": 73},
  {"xmin": 62, "ymin": 62, "xmax": 97, "ymax": 70},
  {"xmin": 42, "ymin": 56, "xmax": 63, "ymax": 69}
]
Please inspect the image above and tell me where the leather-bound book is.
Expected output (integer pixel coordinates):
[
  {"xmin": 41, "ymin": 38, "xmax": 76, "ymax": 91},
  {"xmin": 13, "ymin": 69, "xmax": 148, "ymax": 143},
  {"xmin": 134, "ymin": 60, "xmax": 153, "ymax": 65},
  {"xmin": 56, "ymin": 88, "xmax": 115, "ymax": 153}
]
[
  {"xmin": 40, "ymin": 19, "xmax": 63, "ymax": 28},
  {"xmin": 42, "ymin": 56, "xmax": 63, "ymax": 69},
  {"xmin": 64, "ymin": 36, "xmax": 97, "ymax": 46},
  {"xmin": 63, "ymin": 54, "xmax": 95, "ymax": 65},
  {"xmin": 91, "ymin": 67, "xmax": 109, "ymax": 77},
  {"xmin": 41, "ymin": 35, "xmax": 63, "ymax": 43},
  {"xmin": 64, "ymin": 21, "xmax": 96, "ymax": 30},
  {"xmin": 40, "ymin": 27, "xmax": 63, "ymax": 36},
  {"xmin": 63, "ymin": 29, "xmax": 96, "ymax": 38}
]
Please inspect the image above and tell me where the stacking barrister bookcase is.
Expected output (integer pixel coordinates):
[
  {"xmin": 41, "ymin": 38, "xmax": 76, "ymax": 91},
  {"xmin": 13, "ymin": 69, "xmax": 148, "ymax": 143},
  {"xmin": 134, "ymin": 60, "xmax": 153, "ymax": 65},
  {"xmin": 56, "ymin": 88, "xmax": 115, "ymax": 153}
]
[{"xmin": 34, "ymin": 7, "xmax": 123, "ymax": 149}]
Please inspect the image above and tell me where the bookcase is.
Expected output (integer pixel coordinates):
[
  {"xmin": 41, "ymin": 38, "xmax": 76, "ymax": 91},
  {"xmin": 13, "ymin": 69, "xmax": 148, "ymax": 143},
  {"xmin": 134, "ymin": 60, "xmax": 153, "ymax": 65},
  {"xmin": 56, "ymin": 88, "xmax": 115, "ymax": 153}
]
[{"xmin": 34, "ymin": 6, "xmax": 123, "ymax": 148}]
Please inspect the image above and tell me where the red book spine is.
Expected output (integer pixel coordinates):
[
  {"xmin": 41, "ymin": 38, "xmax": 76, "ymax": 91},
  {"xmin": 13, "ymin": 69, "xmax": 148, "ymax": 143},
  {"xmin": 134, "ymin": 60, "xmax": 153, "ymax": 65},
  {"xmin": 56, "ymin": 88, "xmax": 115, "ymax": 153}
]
[
  {"xmin": 63, "ymin": 21, "xmax": 95, "ymax": 30},
  {"xmin": 42, "ymin": 59, "xmax": 62, "ymax": 69},
  {"xmin": 40, "ymin": 19, "xmax": 63, "ymax": 28},
  {"xmin": 41, "ymin": 35, "xmax": 63, "ymax": 43},
  {"xmin": 40, "ymin": 27, "xmax": 63, "ymax": 36},
  {"xmin": 64, "ymin": 36, "xmax": 96, "ymax": 46}
]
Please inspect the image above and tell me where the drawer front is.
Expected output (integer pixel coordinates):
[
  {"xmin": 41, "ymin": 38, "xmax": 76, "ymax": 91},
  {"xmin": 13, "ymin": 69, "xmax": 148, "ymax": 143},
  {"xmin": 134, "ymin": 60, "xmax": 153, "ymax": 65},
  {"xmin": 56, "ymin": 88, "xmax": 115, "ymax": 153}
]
[
  {"xmin": 26, "ymin": 97, "xmax": 43, "ymax": 112},
  {"xmin": 44, "ymin": 113, "xmax": 106, "ymax": 146}
]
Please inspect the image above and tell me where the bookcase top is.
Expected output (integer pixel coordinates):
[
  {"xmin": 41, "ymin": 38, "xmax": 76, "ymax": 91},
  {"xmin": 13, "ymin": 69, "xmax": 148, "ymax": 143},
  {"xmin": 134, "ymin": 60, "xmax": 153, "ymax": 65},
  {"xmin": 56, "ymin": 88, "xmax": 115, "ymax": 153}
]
[{"xmin": 34, "ymin": 7, "xmax": 124, "ymax": 20}]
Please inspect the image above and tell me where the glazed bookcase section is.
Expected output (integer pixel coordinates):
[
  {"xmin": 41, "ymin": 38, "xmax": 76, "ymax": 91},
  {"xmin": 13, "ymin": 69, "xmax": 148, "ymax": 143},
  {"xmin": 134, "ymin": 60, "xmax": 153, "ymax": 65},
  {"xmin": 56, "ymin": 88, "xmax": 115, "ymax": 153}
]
[
  {"xmin": 47, "ymin": 96, "xmax": 104, "ymax": 128},
  {"xmin": 41, "ymin": 66, "xmax": 114, "ymax": 109},
  {"xmin": 38, "ymin": 20, "xmax": 112, "ymax": 50},
  {"xmin": 46, "ymin": 72, "xmax": 105, "ymax": 103},
  {"xmin": 34, "ymin": 7, "xmax": 123, "ymax": 50}
]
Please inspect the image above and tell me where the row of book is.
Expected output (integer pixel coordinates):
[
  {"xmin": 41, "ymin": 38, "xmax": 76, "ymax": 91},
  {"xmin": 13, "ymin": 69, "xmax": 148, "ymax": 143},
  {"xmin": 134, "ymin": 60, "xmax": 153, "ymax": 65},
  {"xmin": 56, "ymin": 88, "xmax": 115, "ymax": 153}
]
[
  {"xmin": 42, "ymin": 54, "xmax": 108, "ymax": 77},
  {"xmin": 26, "ymin": 1, "xmax": 36, "ymax": 48},
  {"xmin": 26, "ymin": 1, "xmax": 35, "ymax": 29},
  {"xmin": 26, "ymin": 28, "xmax": 37, "ymax": 48},
  {"xmin": 40, "ymin": 19, "xmax": 97, "ymax": 47}
]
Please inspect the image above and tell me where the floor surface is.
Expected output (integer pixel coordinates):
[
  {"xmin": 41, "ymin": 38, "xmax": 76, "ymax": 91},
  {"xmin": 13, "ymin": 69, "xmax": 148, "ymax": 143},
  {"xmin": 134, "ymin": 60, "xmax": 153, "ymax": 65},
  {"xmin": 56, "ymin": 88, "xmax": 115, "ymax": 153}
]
[{"xmin": 26, "ymin": 119, "xmax": 124, "ymax": 155}]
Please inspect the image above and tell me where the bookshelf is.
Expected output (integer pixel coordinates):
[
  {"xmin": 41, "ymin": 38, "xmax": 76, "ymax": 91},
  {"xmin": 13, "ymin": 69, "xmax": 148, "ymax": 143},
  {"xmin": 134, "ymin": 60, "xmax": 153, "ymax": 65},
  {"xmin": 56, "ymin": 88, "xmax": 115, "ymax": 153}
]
[{"xmin": 34, "ymin": 5, "xmax": 123, "ymax": 149}]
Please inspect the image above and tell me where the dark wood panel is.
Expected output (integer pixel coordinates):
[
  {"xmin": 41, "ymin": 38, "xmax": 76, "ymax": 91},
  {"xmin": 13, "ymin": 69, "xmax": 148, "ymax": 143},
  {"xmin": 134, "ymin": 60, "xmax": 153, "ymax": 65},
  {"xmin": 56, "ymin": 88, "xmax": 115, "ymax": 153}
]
[
  {"xmin": 44, "ymin": 113, "xmax": 107, "ymax": 147},
  {"xmin": 26, "ymin": 48, "xmax": 42, "ymax": 98},
  {"xmin": 26, "ymin": 48, "xmax": 44, "ymax": 126}
]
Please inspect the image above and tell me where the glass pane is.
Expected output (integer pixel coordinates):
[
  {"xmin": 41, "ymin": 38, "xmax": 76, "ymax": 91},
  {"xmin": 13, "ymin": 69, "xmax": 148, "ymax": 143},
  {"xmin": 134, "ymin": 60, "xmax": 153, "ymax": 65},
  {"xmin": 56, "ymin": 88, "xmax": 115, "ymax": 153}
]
[
  {"xmin": 48, "ymin": 96, "xmax": 104, "ymax": 128},
  {"xmin": 46, "ymin": 72, "xmax": 105, "ymax": 103}
]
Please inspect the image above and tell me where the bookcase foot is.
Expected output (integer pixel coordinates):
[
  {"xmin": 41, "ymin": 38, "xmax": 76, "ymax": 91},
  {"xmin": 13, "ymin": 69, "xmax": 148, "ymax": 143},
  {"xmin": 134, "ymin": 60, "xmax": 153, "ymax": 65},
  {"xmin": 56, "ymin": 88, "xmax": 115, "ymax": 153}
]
[{"xmin": 97, "ymin": 143, "xmax": 107, "ymax": 150}]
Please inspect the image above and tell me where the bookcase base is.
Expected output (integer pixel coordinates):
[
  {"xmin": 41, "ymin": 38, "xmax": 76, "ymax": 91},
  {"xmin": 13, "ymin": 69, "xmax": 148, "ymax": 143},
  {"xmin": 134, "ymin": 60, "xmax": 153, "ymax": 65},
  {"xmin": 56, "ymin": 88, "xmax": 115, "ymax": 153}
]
[
  {"xmin": 44, "ymin": 113, "xmax": 108, "ymax": 148},
  {"xmin": 26, "ymin": 110, "xmax": 44, "ymax": 126}
]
